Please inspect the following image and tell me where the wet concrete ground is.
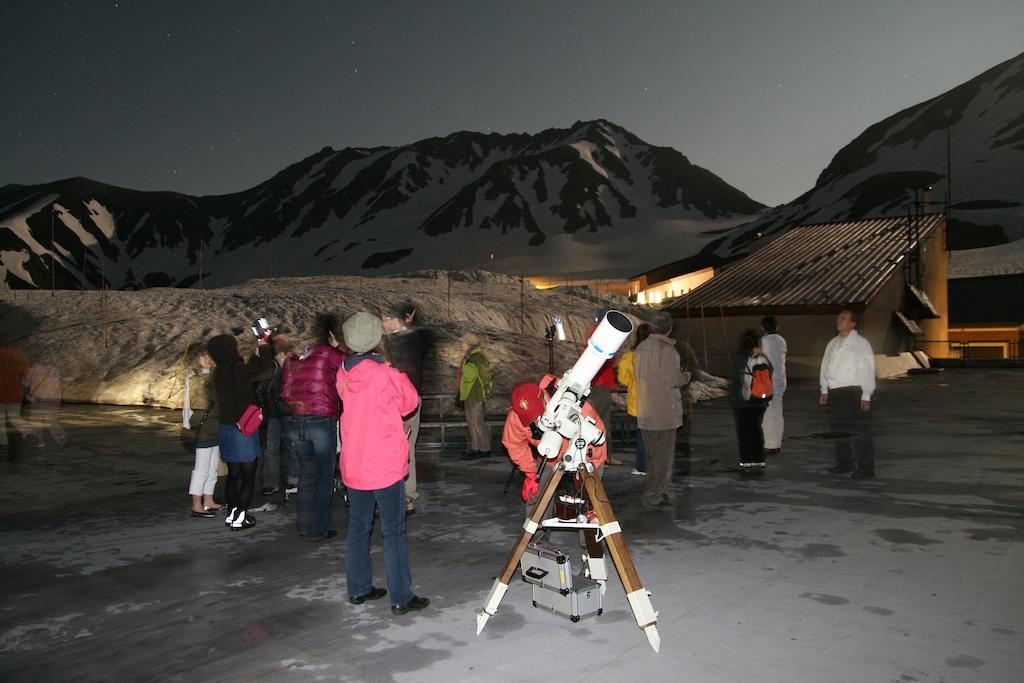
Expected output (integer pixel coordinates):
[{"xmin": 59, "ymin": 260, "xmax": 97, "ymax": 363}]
[{"xmin": 1, "ymin": 369, "xmax": 1022, "ymax": 682}]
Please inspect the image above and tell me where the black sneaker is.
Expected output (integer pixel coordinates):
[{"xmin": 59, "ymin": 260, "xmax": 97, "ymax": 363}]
[
  {"xmin": 461, "ymin": 450, "xmax": 483, "ymax": 459},
  {"xmin": 391, "ymin": 596, "xmax": 430, "ymax": 615},
  {"xmin": 349, "ymin": 587, "xmax": 387, "ymax": 605},
  {"xmin": 261, "ymin": 486, "xmax": 279, "ymax": 496}
]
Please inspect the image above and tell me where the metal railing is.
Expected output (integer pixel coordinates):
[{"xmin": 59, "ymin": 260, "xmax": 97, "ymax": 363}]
[
  {"xmin": 416, "ymin": 393, "xmax": 638, "ymax": 451},
  {"xmin": 417, "ymin": 394, "xmax": 504, "ymax": 451},
  {"xmin": 919, "ymin": 339, "xmax": 1022, "ymax": 362}
]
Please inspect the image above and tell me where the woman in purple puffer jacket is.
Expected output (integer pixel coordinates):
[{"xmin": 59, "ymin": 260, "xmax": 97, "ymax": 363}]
[{"xmin": 279, "ymin": 313, "xmax": 347, "ymax": 541}]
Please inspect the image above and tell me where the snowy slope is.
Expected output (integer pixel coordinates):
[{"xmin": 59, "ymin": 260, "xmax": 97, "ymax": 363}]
[
  {"xmin": 0, "ymin": 271, "xmax": 725, "ymax": 409},
  {"xmin": 703, "ymin": 51, "xmax": 1024, "ymax": 267},
  {"xmin": 0, "ymin": 120, "xmax": 764, "ymax": 291},
  {"xmin": 949, "ymin": 238, "xmax": 1024, "ymax": 278}
]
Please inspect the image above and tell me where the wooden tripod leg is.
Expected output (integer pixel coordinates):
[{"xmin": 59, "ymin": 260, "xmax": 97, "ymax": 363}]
[
  {"xmin": 476, "ymin": 466, "xmax": 565, "ymax": 634},
  {"xmin": 583, "ymin": 474, "xmax": 661, "ymax": 653}
]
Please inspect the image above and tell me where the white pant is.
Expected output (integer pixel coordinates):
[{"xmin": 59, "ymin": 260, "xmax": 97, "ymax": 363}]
[
  {"xmin": 188, "ymin": 445, "xmax": 222, "ymax": 496},
  {"xmin": 761, "ymin": 395, "xmax": 784, "ymax": 449},
  {"xmin": 0, "ymin": 403, "xmax": 29, "ymax": 446}
]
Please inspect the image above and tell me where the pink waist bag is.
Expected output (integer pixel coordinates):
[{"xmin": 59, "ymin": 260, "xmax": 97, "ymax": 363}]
[{"xmin": 236, "ymin": 404, "xmax": 264, "ymax": 436}]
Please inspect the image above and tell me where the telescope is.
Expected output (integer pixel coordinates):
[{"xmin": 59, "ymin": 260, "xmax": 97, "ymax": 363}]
[
  {"xmin": 536, "ymin": 310, "xmax": 633, "ymax": 470},
  {"xmin": 477, "ymin": 310, "xmax": 662, "ymax": 653}
]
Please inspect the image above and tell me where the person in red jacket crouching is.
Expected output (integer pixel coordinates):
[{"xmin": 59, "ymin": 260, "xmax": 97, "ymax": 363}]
[
  {"xmin": 336, "ymin": 312, "xmax": 429, "ymax": 615},
  {"xmin": 502, "ymin": 376, "xmax": 608, "ymax": 508}
]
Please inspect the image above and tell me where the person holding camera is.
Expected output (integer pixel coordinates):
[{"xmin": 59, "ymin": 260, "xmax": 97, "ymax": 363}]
[
  {"xmin": 259, "ymin": 334, "xmax": 297, "ymax": 497},
  {"xmin": 280, "ymin": 313, "xmax": 346, "ymax": 541},
  {"xmin": 336, "ymin": 311, "xmax": 427, "ymax": 614},
  {"xmin": 207, "ymin": 333, "xmax": 275, "ymax": 531}
]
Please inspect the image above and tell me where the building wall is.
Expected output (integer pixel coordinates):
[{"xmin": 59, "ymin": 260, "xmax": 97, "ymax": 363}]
[
  {"xmin": 669, "ymin": 266, "xmax": 935, "ymax": 381},
  {"xmin": 919, "ymin": 221, "xmax": 949, "ymax": 340},
  {"xmin": 665, "ymin": 218, "xmax": 950, "ymax": 379},
  {"xmin": 942, "ymin": 324, "xmax": 1023, "ymax": 359},
  {"xmin": 527, "ymin": 277, "xmax": 632, "ymax": 297},
  {"xmin": 672, "ymin": 311, "xmax": 841, "ymax": 380},
  {"xmin": 633, "ymin": 267, "xmax": 715, "ymax": 305}
]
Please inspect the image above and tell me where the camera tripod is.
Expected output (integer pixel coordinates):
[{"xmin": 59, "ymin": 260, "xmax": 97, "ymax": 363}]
[{"xmin": 476, "ymin": 460, "xmax": 661, "ymax": 652}]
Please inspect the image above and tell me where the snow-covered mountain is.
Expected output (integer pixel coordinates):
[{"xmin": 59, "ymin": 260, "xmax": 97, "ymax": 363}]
[
  {"xmin": 0, "ymin": 120, "xmax": 763, "ymax": 290},
  {"xmin": 704, "ymin": 51, "xmax": 1024, "ymax": 265}
]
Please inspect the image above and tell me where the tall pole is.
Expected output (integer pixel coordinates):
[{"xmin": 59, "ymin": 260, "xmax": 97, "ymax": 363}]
[
  {"xmin": 102, "ymin": 280, "xmax": 109, "ymax": 349},
  {"xmin": 519, "ymin": 272, "xmax": 525, "ymax": 334},
  {"xmin": 945, "ymin": 128, "xmax": 952, "ymax": 251},
  {"xmin": 699, "ymin": 305, "xmax": 709, "ymax": 371},
  {"xmin": 50, "ymin": 207, "xmax": 55, "ymax": 296}
]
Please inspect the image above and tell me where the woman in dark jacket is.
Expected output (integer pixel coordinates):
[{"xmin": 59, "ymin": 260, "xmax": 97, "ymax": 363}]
[
  {"xmin": 207, "ymin": 333, "xmax": 275, "ymax": 530},
  {"xmin": 729, "ymin": 329, "xmax": 770, "ymax": 474}
]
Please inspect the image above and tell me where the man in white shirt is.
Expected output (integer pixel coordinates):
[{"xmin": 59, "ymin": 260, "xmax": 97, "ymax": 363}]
[
  {"xmin": 819, "ymin": 309, "xmax": 876, "ymax": 478},
  {"xmin": 759, "ymin": 317, "xmax": 787, "ymax": 454}
]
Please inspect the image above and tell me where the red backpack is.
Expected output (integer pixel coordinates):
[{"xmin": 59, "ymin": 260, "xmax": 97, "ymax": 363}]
[{"xmin": 742, "ymin": 353, "xmax": 774, "ymax": 404}]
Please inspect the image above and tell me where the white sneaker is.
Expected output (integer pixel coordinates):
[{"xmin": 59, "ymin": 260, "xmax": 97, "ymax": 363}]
[
  {"xmin": 250, "ymin": 502, "xmax": 278, "ymax": 512},
  {"xmin": 630, "ymin": 469, "xmax": 647, "ymax": 476},
  {"xmin": 285, "ymin": 486, "xmax": 298, "ymax": 495}
]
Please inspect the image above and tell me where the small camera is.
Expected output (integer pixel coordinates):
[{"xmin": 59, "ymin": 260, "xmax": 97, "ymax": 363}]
[{"xmin": 251, "ymin": 318, "xmax": 273, "ymax": 338}]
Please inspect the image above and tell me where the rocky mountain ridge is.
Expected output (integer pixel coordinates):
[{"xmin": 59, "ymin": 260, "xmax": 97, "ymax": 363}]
[
  {"xmin": 702, "ymin": 50, "xmax": 1024, "ymax": 268},
  {"xmin": 0, "ymin": 120, "xmax": 764, "ymax": 290}
]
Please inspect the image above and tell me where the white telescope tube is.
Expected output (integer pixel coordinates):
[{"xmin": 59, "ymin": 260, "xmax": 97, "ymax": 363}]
[{"xmin": 537, "ymin": 310, "xmax": 633, "ymax": 460}]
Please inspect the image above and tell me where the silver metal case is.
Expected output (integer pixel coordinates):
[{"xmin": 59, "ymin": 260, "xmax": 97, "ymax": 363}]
[
  {"xmin": 520, "ymin": 543, "xmax": 573, "ymax": 594},
  {"xmin": 531, "ymin": 575, "xmax": 603, "ymax": 623}
]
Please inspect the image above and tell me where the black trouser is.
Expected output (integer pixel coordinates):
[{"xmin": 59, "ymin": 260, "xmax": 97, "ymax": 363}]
[
  {"xmin": 226, "ymin": 461, "xmax": 258, "ymax": 513},
  {"xmin": 733, "ymin": 405, "xmax": 767, "ymax": 465},
  {"xmin": 827, "ymin": 386, "xmax": 875, "ymax": 474}
]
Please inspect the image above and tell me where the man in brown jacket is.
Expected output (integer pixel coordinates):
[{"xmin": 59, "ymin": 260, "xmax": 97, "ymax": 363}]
[{"xmin": 633, "ymin": 312, "xmax": 689, "ymax": 507}]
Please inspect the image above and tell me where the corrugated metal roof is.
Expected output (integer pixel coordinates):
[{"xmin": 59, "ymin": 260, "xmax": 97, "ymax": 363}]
[{"xmin": 666, "ymin": 214, "xmax": 945, "ymax": 312}]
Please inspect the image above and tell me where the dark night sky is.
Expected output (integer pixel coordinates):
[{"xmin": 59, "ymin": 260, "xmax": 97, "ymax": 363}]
[{"xmin": 2, "ymin": 0, "xmax": 1022, "ymax": 206}]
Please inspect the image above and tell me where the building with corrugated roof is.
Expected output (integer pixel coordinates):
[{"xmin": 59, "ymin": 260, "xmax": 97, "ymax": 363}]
[
  {"xmin": 661, "ymin": 214, "xmax": 947, "ymax": 379},
  {"xmin": 626, "ymin": 252, "xmax": 736, "ymax": 305}
]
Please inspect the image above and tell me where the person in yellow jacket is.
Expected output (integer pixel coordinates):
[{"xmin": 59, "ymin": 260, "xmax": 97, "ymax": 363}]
[
  {"xmin": 616, "ymin": 323, "xmax": 651, "ymax": 476},
  {"xmin": 457, "ymin": 332, "xmax": 492, "ymax": 458}
]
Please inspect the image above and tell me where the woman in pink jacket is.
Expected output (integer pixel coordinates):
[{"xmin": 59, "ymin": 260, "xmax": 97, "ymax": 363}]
[{"xmin": 336, "ymin": 312, "xmax": 429, "ymax": 615}]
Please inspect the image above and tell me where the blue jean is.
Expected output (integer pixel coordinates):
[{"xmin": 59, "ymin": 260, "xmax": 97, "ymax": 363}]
[
  {"xmin": 263, "ymin": 417, "xmax": 300, "ymax": 489},
  {"xmin": 283, "ymin": 415, "xmax": 337, "ymax": 538},
  {"xmin": 346, "ymin": 480, "xmax": 413, "ymax": 606}
]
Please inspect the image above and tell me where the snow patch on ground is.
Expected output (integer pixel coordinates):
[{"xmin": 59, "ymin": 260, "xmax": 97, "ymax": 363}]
[
  {"xmin": 949, "ymin": 239, "xmax": 1024, "ymax": 278},
  {"xmin": 0, "ymin": 613, "xmax": 86, "ymax": 652},
  {"xmin": 104, "ymin": 602, "xmax": 157, "ymax": 615},
  {"xmin": 285, "ymin": 575, "xmax": 347, "ymax": 603}
]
